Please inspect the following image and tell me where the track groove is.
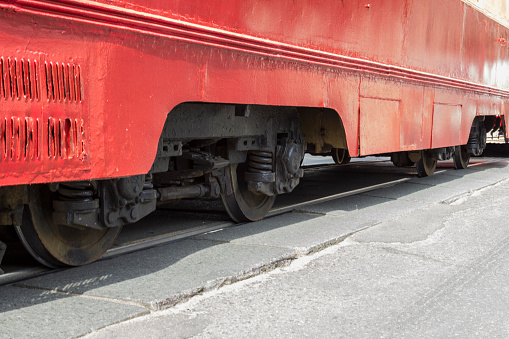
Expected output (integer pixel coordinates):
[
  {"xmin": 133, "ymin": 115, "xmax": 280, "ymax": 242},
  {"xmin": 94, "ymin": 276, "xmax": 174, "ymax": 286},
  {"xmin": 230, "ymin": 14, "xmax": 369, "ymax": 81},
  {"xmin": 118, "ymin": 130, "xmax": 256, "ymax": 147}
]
[{"xmin": 0, "ymin": 159, "xmax": 491, "ymax": 286}]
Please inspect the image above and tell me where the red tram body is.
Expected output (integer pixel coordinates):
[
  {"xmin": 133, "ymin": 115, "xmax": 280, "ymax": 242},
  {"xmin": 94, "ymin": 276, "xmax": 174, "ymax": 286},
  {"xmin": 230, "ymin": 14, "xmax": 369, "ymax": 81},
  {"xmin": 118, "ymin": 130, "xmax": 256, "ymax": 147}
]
[{"xmin": 0, "ymin": 0, "xmax": 508, "ymax": 267}]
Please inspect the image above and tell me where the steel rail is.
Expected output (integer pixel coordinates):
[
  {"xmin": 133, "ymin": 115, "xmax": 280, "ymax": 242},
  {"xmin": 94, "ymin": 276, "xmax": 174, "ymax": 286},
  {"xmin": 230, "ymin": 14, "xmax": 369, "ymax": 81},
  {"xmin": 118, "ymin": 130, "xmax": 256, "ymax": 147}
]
[
  {"xmin": 0, "ymin": 160, "xmax": 486, "ymax": 286},
  {"xmin": 103, "ymin": 166, "xmax": 415, "ymax": 259},
  {"xmin": 0, "ymin": 160, "xmax": 375, "ymax": 285},
  {"xmin": 0, "ymin": 267, "xmax": 52, "ymax": 286}
]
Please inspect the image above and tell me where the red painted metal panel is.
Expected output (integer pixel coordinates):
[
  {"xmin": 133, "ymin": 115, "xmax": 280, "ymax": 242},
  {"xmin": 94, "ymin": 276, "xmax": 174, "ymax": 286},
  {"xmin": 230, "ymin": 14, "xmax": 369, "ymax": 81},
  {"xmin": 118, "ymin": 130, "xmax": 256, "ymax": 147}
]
[
  {"xmin": 327, "ymin": 73, "xmax": 360, "ymax": 156},
  {"xmin": 359, "ymin": 77, "xmax": 402, "ymax": 155},
  {"xmin": 0, "ymin": 0, "xmax": 508, "ymax": 186},
  {"xmin": 360, "ymin": 97, "xmax": 401, "ymax": 155},
  {"xmin": 432, "ymin": 104, "xmax": 463, "ymax": 149},
  {"xmin": 399, "ymin": 86, "xmax": 424, "ymax": 151}
]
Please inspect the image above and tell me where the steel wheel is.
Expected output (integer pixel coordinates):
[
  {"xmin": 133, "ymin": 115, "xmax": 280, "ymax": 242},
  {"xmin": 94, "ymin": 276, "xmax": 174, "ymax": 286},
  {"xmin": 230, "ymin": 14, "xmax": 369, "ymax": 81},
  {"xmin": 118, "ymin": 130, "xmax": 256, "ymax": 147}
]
[
  {"xmin": 391, "ymin": 152, "xmax": 416, "ymax": 167},
  {"xmin": 416, "ymin": 150, "xmax": 437, "ymax": 177},
  {"xmin": 16, "ymin": 185, "xmax": 121, "ymax": 268},
  {"xmin": 453, "ymin": 145, "xmax": 470, "ymax": 169},
  {"xmin": 221, "ymin": 163, "xmax": 276, "ymax": 222},
  {"xmin": 331, "ymin": 148, "xmax": 351, "ymax": 165}
]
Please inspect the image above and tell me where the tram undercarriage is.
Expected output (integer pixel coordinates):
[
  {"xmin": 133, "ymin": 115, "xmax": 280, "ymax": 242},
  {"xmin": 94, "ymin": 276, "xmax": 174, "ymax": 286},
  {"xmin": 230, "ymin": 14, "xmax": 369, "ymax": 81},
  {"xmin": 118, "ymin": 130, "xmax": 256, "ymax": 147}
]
[
  {"xmin": 0, "ymin": 102, "xmax": 498, "ymax": 267},
  {"xmin": 0, "ymin": 103, "xmax": 308, "ymax": 266}
]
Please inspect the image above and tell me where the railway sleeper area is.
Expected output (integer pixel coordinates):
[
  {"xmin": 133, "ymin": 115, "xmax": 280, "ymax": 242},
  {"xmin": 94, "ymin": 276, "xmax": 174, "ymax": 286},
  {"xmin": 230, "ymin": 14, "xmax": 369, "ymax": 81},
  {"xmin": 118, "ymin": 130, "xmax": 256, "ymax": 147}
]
[{"xmin": 0, "ymin": 103, "xmax": 504, "ymax": 269}]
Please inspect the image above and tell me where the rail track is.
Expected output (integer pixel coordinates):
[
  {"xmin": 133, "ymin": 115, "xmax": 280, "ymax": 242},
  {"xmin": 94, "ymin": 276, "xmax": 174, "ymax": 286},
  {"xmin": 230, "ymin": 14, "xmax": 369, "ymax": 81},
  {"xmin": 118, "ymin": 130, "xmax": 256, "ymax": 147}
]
[{"xmin": 0, "ymin": 157, "xmax": 492, "ymax": 286}]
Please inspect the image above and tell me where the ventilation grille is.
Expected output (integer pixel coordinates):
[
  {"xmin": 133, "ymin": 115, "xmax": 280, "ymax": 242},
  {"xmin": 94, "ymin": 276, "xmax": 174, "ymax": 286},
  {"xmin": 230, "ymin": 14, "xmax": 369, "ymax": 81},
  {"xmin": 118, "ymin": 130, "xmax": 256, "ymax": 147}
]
[
  {"xmin": 0, "ymin": 117, "xmax": 40, "ymax": 161},
  {"xmin": 0, "ymin": 57, "xmax": 40, "ymax": 100},
  {"xmin": 0, "ymin": 57, "xmax": 83, "ymax": 102},
  {"xmin": 0, "ymin": 117, "xmax": 87, "ymax": 162},
  {"xmin": 44, "ymin": 62, "xmax": 82, "ymax": 102}
]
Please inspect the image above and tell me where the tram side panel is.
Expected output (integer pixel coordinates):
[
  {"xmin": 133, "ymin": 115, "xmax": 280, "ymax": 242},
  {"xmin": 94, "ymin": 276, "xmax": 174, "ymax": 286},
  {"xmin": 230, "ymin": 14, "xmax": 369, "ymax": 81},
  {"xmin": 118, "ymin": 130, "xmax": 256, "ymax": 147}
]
[{"xmin": 0, "ymin": 1, "xmax": 508, "ymax": 188}]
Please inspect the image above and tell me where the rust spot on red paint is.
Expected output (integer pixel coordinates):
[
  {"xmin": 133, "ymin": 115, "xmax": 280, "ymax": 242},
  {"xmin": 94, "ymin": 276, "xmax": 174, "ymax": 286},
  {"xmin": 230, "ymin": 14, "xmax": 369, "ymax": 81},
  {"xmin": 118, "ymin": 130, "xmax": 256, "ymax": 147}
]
[
  {"xmin": 0, "ymin": 119, "xmax": 5, "ymax": 159},
  {"xmin": 47, "ymin": 117, "xmax": 87, "ymax": 160},
  {"xmin": 0, "ymin": 117, "xmax": 40, "ymax": 162}
]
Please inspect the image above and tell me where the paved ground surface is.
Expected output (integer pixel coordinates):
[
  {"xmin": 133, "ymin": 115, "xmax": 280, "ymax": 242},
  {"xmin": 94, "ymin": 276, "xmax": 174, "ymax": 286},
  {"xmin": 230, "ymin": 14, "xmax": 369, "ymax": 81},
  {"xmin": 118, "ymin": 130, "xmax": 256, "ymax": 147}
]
[{"xmin": 1, "ymin": 155, "xmax": 509, "ymax": 338}]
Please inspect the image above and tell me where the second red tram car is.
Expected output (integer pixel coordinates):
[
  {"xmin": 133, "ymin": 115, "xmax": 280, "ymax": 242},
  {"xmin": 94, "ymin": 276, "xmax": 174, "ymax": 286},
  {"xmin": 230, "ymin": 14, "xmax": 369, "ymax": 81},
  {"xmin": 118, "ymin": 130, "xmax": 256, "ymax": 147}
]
[{"xmin": 0, "ymin": 0, "xmax": 508, "ymax": 267}]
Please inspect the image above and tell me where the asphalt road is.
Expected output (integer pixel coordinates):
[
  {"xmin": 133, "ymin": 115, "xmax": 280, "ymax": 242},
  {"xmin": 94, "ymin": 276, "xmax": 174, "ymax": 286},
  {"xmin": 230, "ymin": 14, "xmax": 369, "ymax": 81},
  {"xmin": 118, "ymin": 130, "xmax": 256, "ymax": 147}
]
[{"xmin": 2, "ymin": 155, "xmax": 509, "ymax": 338}]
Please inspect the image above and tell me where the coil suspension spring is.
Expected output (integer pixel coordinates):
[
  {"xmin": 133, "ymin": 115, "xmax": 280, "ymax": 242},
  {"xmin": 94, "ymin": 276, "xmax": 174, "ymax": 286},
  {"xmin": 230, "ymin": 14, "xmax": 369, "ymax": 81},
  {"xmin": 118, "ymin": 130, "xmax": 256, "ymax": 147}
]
[
  {"xmin": 57, "ymin": 181, "xmax": 97, "ymax": 201},
  {"xmin": 247, "ymin": 150, "xmax": 273, "ymax": 174},
  {"xmin": 144, "ymin": 173, "xmax": 153, "ymax": 190}
]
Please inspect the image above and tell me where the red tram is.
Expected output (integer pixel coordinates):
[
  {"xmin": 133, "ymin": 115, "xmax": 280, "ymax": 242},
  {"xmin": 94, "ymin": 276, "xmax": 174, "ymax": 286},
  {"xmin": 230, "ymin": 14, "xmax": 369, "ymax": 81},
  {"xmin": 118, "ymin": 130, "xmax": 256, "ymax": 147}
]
[{"xmin": 0, "ymin": 0, "xmax": 508, "ymax": 267}]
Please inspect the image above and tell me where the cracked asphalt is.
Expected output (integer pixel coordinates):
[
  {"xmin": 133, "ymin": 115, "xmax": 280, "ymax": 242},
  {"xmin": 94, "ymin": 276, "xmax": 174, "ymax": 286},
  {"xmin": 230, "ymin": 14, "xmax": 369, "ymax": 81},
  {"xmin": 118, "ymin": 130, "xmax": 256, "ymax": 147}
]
[{"xmin": 2, "ymin": 156, "xmax": 509, "ymax": 338}]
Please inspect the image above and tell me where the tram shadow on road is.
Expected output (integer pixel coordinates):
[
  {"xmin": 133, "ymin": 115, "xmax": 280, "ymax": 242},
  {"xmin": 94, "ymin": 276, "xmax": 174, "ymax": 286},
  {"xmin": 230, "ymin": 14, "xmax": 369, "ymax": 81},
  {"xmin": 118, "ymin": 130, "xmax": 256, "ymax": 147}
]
[{"xmin": 1, "ymin": 157, "xmax": 509, "ymax": 327}]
